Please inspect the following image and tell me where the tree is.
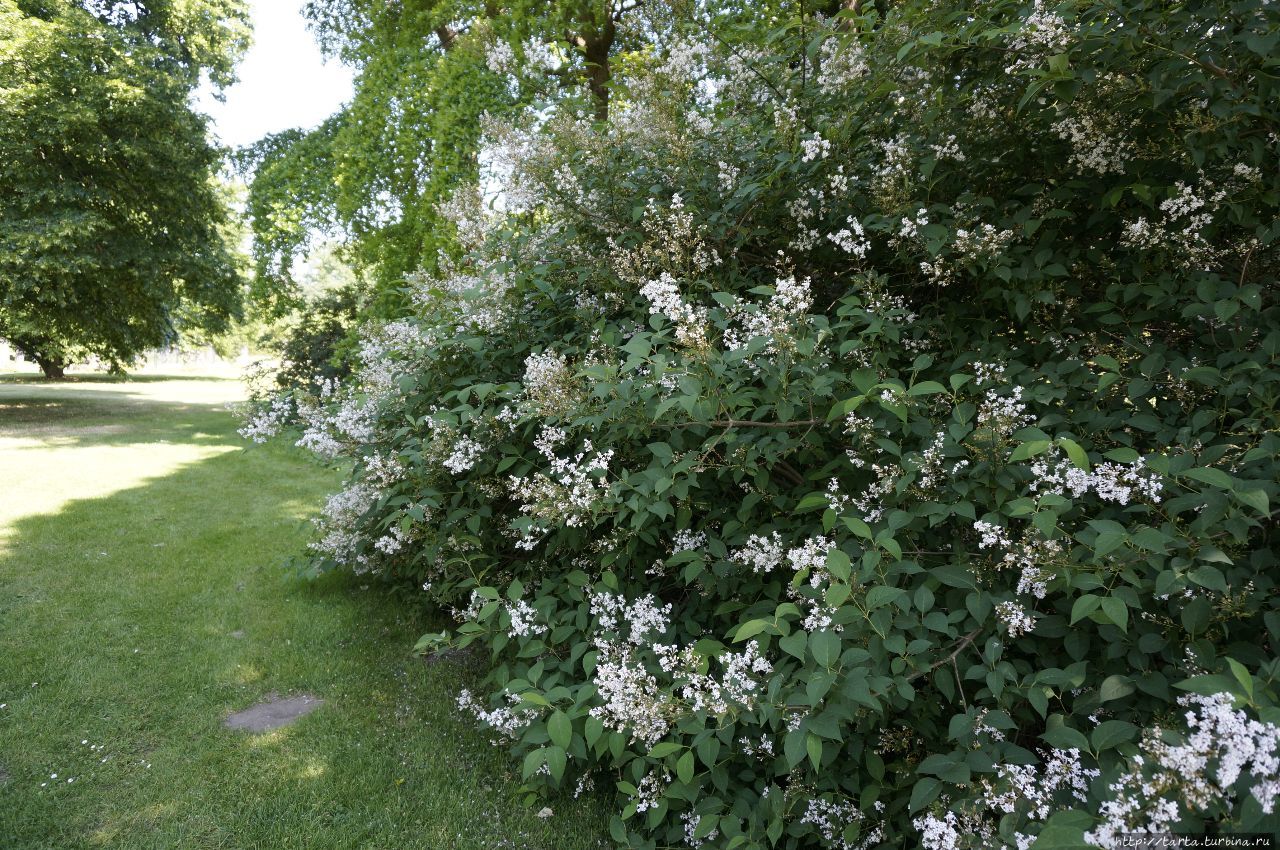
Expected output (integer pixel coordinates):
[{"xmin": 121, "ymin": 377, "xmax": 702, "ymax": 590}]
[
  {"xmin": 0, "ymin": 0, "xmax": 249, "ymax": 377},
  {"xmin": 239, "ymin": 0, "xmax": 665, "ymax": 317}
]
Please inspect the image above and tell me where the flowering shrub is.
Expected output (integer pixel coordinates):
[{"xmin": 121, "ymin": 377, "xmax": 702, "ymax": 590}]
[{"xmin": 244, "ymin": 1, "xmax": 1280, "ymax": 846}]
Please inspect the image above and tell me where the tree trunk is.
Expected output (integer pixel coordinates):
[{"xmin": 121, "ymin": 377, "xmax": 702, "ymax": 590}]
[
  {"xmin": 35, "ymin": 354, "xmax": 67, "ymax": 380},
  {"xmin": 578, "ymin": 19, "xmax": 615, "ymax": 121}
]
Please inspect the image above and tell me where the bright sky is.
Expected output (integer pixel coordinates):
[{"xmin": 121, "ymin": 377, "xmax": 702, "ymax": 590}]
[{"xmin": 195, "ymin": 0, "xmax": 354, "ymax": 150}]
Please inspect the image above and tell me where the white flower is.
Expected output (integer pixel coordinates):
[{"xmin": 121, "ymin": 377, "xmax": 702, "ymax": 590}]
[
  {"xmin": 995, "ymin": 600, "xmax": 1036, "ymax": 638},
  {"xmin": 800, "ymin": 132, "xmax": 832, "ymax": 162}
]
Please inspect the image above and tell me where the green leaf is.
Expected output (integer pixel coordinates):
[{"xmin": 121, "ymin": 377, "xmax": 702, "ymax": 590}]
[
  {"xmin": 810, "ymin": 630, "xmax": 841, "ymax": 667},
  {"xmin": 806, "ymin": 733, "xmax": 823, "ymax": 770},
  {"xmin": 909, "ymin": 777, "xmax": 941, "ymax": 812},
  {"xmin": 865, "ymin": 586, "xmax": 905, "ymax": 611},
  {"xmin": 1041, "ymin": 725, "xmax": 1089, "ymax": 751},
  {"xmin": 1226, "ymin": 658, "xmax": 1255, "ymax": 700},
  {"xmin": 1098, "ymin": 597, "xmax": 1128, "ymax": 632},
  {"xmin": 676, "ymin": 750, "xmax": 695, "ymax": 784},
  {"xmin": 1010, "ymin": 439, "xmax": 1052, "ymax": 462},
  {"xmin": 584, "ymin": 716, "xmax": 604, "ymax": 747},
  {"xmin": 795, "ymin": 492, "xmax": 829, "ymax": 513},
  {"xmin": 779, "ymin": 630, "xmax": 808, "ymax": 660},
  {"xmin": 1184, "ymin": 467, "xmax": 1232, "ymax": 489},
  {"xmin": 1236, "ymin": 488, "xmax": 1270, "ymax": 515},
  {"xmin": 908, "ymin": 380, "xmax": 946, "ymax": 397},
  {"xmin": 1099, "ymin": 674, "xmax": 1134, "ymax": 703},
  {"xmin": 826, "ymin": 548, "xmax": 852, "ymax": 582},
  {"xmin": 734, "ymin": 619, "xmax": 770, "ymax": 642},
  {"xmin": 548, "ymin": 710, "xmax": 572, "ymax": 749},
  {"xmin": 1057, "ymin": 438, "xmax": 1089, "ymax": 471},
  {"xmin": 1091, "ymin": 720, "xmax": 1138, "ymax": 751},
  {"xmin": 1070, "ymin": 595, "xmax": 1101, "ymax": 624},
  {"xmin": 545, "ymin": 745, "xmax": 566, "ymax": 781},
  {"xmin": 1031, "ymin": 809, "xmax": 1094, "ymax": 848}
]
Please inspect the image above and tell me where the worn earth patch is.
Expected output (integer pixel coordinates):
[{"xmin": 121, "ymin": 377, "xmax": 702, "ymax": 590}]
[{"xmin": 224, "ymin": 694, "xmax": 323, "ymax": 732}]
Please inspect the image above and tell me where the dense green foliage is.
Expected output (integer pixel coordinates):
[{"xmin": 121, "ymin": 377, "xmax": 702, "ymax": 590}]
[
  {"xmin": 248, "ymin": 1, "xmax": 1280, "ymax": 847},
  {"xmin": 0, "ymin": 0, "xmax": 250, "ymax": 376}
]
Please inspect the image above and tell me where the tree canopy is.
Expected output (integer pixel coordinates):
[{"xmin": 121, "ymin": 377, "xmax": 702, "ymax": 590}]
[
  {"xmin": 0, "ymin": 0, "xmax": 249, "ymax": 376},
  {"xmin": 238, "ymin": 0, "xmax": 683, "ymax": 314}
]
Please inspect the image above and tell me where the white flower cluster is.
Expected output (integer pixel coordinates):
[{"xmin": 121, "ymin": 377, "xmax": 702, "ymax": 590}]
[
  {"xmin": 929, "ymin": 134, "xmax": 966, "ymax": 162},
  {"xmin": 801, "ymin": 132, "xmax": 832, "ymax": 163},
  {"xmin": 800, "ymin": 797, "xmax": 876, "ymax": 850},
  {"xmin": 591, "ymin": 591, "xmax": 672, "ymax": 646},
  {"xmin": 723, "ymin": 275, "xmax": 815, "ymax": 359},
  {"xmin": 443, "ymin": 435, "xmax": 484, "ymax": 474},
  {"xmin": 484, "ymin": 39, "xmax": 514, "ymax": 75},
  {"xmin": 657, "ymin": 38, "xmax": 712, "ymax": 84},
  {"xmin": 782, "ymin": 535, "xmax": 847, "ymax": 632},
  {"xmin": 896, "ymin": 208, "xmax": 930, "ymax": 243},
  {"xmin": 995, "ymin": 600, "xmax": 1036, "ymax": 637},
  {"xmin": 1029, "ymin": 449, "xmax": 1163, "ymax": 504},
  {"xmin": 827, "ymin": 216, "xmax": 870, "ymax": 258},
  {"xmin": 373, "ymin": 523, "xmax": 410, "ymax": 555},
  {"xmin": 590, "ymin": 644, "xmax": 673, "ymax": 747},
  {"xmin": 974, "ymin": 520, "xmax": 1012, "ymax": 550},
  {"xmin": 816, "ymin": 36, "xmax": 867, "ymax": 94},
  {"xmin": 436, "ymin": 186, "xmax": 495, "ymax": 252},
  {"xmin": 505, "ymin": 598, "xmax": 547, "ymax": 639},
  {"xmin": 357, "ymin": 320, "xmax": 430, "ymax": 393},
  {"xmin": 953, "ymin": 224, "xmax": 1014, "ymax": 263},
  {"xmin": 872, "ymin": 134, "xmax": 914, "ymax": 196},
  {"xmin": 849, "ymin": 463, "xmax": 900, "ymax": 524},
  {"xmin": 309, "ymin": 481, "xmax": 380, "ymax": 570},
  {"xmin": 672, "ymin": 529, "xmax": 708, "ymax": 552},
  {"xmin": 1122, "ymin": 180, "xmax": 1225, "ymax": 266},
  {"xmin": 1086, "ymin": 693, "xmax": 1280, "ymax": 847},
  {"xmin": 654, "ymin": 639, "xmax": 773, "ymax": 714},
  {"xmin": 457, "ymin": 688, "xmax": 540, "ymax": 742},
  {"xmin": 586, "ymin": 589, "xmax": 774, "ymax": 745},
  {"xmin": 613, "ymin": 194, "xmax": 722, "ymax": 288},
  {"xmin": 973, "ymin": 521, "xmax": 1062, "ymax": 599},
  {"xmin": 844, "ymin": 412, "xmax": 877, "ymax": 466},
  {"xmin": 641, "ymin": 273, "xmax": 710, "ymax": 348},
  {"xmin": 522, "ymin": 349, "xmax": 577, "ymax": 417},
  {"xmin": 914, "ymin": 809, "xmax": 995, "ymax": 850},
  {"xmin": 681, "ymin": 811, "xmax": 719, "ymax": 848},
  {"xmin": 717, "ymin": 159, "xmax": 740, "ymax": 192},
  {"xmin": 295, "ymin": 391, "xmax": 377, "ymax": 461},
  {"xmin": 971, "ymin": 360, "xmax": 1006, "ymax": 385},
  {"xmin": 509, "ymin": 439, "xmax": 615, "ymax": 546},
  {"xmin": 363, "ymin": 452, "xmax": 404, "ymax": 488},
  {"xmin": 1005, "ymin": 1, "xmax": 1073, "ymax": 74},
  {"xmin": 733, "ymin": 532, "xmax": 785, "ymax": 573},
  {"xmin": 917, "ymin": 748, "xmax": 1096, "ymax": 850},
  {"xmin": 1051, "ymin": 113, "xmax": 1132, "ymax": 175},
  {"xmin": 977, "ymin": 386, "xmax": 1035, "ymax": 437},
  {"xmin": 914, "ymin": 430, "xmax": 949, "ymax": 490},
  {"xmin": 238, "ymin": 394, "xmax": 292, "ymax": 443}
]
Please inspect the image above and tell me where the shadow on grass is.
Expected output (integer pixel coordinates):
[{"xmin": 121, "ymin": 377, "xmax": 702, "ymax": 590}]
[
  {"xmin": 0, "ymin": 426, "xmax": 607, "ymax": 850},
  {"xmin": 0, "ymin": 383, "xmax": 258, "ymax": 453},
  {"xmin": 0, "ymin": 373, "xmax": 235, "ymax": 385}
]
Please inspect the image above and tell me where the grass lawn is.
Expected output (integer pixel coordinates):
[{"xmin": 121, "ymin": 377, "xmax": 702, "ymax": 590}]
[{"xmin": 0, "ymin": 375, "xmax": 609, "ymax": 849}]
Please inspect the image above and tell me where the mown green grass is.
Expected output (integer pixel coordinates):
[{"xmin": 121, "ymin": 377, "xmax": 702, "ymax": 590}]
[{"xmin": 0, "ymin": 375, "xmax": 609, "ymax": 849}]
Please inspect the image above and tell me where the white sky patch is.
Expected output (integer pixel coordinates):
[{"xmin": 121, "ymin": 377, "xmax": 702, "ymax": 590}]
[{"xmin": 194, "ymin": 0, "xmax": 354, "ymax": 150}]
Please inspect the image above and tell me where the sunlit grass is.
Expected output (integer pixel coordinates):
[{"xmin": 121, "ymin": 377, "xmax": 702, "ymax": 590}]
[{"xmin": 0, "ymin": 375, "xmax": 610, "ymax": 849}]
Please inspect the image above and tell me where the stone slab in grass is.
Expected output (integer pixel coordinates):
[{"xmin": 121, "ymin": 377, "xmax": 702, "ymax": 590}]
[{"xmin": 224, "ymin": 694, "xmax": 323, "ymax": 733}]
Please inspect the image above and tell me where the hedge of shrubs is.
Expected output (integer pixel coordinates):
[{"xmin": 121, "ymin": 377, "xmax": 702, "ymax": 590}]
[{"xmin": 243, "ymin": 2, "xmax": 1280, "ymax": 847}]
